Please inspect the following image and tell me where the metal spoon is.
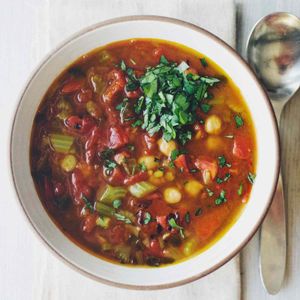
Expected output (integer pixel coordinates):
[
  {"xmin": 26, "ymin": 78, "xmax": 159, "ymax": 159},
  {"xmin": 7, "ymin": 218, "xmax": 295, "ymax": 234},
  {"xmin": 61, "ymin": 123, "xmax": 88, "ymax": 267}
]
[{"xmin": 247, "ymin": 12, "xmax": 300, "ymax": 294}]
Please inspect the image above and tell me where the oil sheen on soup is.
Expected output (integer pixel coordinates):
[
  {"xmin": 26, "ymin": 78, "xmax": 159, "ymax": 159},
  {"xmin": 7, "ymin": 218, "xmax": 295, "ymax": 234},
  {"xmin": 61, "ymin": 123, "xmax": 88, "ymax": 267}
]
[{"xmin": 30, "ymin": 39, "xmax": 256, "ymax": 267}]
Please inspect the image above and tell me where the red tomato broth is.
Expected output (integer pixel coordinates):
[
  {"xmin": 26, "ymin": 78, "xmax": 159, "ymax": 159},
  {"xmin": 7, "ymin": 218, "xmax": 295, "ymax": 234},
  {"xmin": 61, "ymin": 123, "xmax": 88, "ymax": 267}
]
[{"xmin": 30, "ymin": 38, "xmax": 256, "ymax": 267}]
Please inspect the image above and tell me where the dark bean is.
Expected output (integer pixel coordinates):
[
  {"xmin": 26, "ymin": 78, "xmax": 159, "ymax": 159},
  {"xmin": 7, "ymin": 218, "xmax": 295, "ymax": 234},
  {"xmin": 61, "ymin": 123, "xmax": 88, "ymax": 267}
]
[
  {"xmin": 146, "ymin": 256, "xmax": 161, "ymax": 267},
  {"xmin": 138, "ymin": 199, "xmax": 152, "ymax": 209},
  {"xmin": 136, "ymin": 210, "xmax": 144, "ymax": 225},
  {"xmin": 156, "ymin": 224, "xmax": 163, "ymax": 234}
]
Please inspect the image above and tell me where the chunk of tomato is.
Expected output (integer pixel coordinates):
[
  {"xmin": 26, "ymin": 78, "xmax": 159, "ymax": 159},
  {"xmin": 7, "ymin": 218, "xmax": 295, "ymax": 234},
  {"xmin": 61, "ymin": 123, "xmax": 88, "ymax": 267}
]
[
  {"xmin": 108, "ymin": 126, "xmax": 129, "ymax": 149},
  {"xmin": 82, "ymin": 214, "xmax": 97, "ymax": 233},
  {"xmin": 61, "ymin": 78, "xmax": 84, "ymax": 94},
  {"xmin": 174, "ymin": 154, "xmax": 190, "ymax": 172},
  {"xmin": 233, "ymin": 133, "xmax": 251, "ymax": 159}
]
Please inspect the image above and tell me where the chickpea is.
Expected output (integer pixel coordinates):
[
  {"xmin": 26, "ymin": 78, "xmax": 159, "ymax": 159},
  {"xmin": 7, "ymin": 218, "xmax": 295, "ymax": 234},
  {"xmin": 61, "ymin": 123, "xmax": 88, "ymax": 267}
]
[
  {"xmin": 205, "ymin": 114, "xmax": 222, "ymax": 135},
  {"xmin": 184, "ymin": 180, "xmax": 203, "ymax": 197},
  {"xmin": 158, "ymin": 138, "xmax": 177, "ymax": 157},
  {"xmin": 163, "ymin": 187, "xmax": 182, "ymax": 204},
  {"xmin": 205, "ymin": 136, "xmax": 224, "ymax": 152},
  {"xmin": 138, "ymin": 155, "xmax": 159, "ymax": 170}
]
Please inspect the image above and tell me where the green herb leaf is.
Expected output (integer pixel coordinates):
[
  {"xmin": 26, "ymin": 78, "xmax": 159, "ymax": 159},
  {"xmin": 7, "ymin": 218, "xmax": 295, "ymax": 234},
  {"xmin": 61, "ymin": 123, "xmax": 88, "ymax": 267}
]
[
  {"xmin": 237, "ymin": 184, "xmax": 243, "ymax": 196},
  {"xmin": 168, "ymin": 218, "xmax": 185, "ymax": 238},
  {"xmin": 139, "ymin": 162, "xmax": 147, "ymax": 172},
  {"xmin": 216, "ymin": 173, "xmax": 231, "ymax": 184},
  {"xmin": 120, "ymin": 60, "xmax": 126, "ymax": 71},
  {"xmin": 200, "ymin": 57, "xmax": 208, "ymax": 67},
  {"xmin": 215, "ymin": 190, "xmax": 226, "ymax": 205},
  {"xmin": 184, "ymin": 212, "xmax": 191, "ymax": 224},
  {"xmin": 143, "ymin": 212, "xmax": 152, "ymax": 225},
  {"xmin": 112, "ymin": 199, "xmax": 122, "ymax": 209},
  {"xmin": 99, "ymin": 148, "xmax": 117, "ymax": 174},
  {"xmin": 200, "ymin": 103, "xmax": 212, "ymax": 113},
  {"xmin": 234, "ymin": 115, "xmax": 244, "ymax": 128},
  {"xmin": 218, "ymin": 155, "xmax": 232, "ymax": 168},
  {"xmin": 247, "ymin": 172, "xmax": 256, "ymax": 184},
  {"xmin": 114, "ymin": 213, "xmax": 132, "ymax": 224},
  {"xmin": 131, "ymin": 119, "xmax": 143, "ymax": 128},
  {"xmin": 195, "ymin": 208, "xmax": 202, "ymax": 216},
  {"xmin": 82, "ymin": 195, "xmax": 94, "ymax": 213},
  {"xmin": 133, "ymin": 55, "xmax": 219, "ymax": 145},
  {"xmin": 206, "ymin": 188, "xmax": 214, "ymax": 197}
]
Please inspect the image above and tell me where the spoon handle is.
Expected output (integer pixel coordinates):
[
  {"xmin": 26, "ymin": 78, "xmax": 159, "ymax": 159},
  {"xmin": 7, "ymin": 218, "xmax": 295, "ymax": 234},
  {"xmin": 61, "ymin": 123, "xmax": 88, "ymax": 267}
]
[{"xmin": 260, "ymin": 164, "xmax": 286, "ymax": 294}]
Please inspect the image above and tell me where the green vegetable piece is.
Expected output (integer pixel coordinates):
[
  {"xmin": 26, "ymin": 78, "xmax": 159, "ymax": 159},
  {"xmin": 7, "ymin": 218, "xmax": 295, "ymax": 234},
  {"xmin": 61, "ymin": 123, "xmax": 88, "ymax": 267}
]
[
  {"xmin": 234, "ymin": 115, "xmax": 244, "ymax": 128},
  {"xmin": 128, "ymin": 181, "xmax": 157, "ymax": 198},
  {"xmin": 215, "ymin": 190, "xmax": 227, "ymax": 205},
  {"xmin": 200, "ymin": 103, "xmax": 212, "ymax": 113},
  {"xmin": 95, "ymin": 202, "xmax": 115, "ymax": 217},
  {"xmin": 115, "ymin": 245, "xmax": 131, "ymax": 263},
  {"xmin": 49, "ymin": 133, "xmax": 74, "ymax": 153},
  {"xmin": 200, "ymin": 57, "xmax": 208, "ymax": 67},
  {"xmin": 248, "ymin": 172, "xmax": 256, "ymax": 184},
  {"xmin": 238, "ymin": 184, "xmax": 243, "ymax": 196},
  {"xmin": 82, "ymin": 195, "xmax": 94, "ymax": 213},
  {"xmin": 168, "ymin": 218, "xmax": 185, "ymax": 239},
  {"xmin": 114, "ymin": 213, "xmax": 132, "ymax": 224},
  {"xmin": 112, "ymin": 199, "xmax": 122, "ymax": 209},
  {"xmin": 184, "ymin": 212, "xmax": 191, "ymax": 224},
  {"xmin": 60, "ymin": 154, "xmax": 77, "ymax": 172},
  {"xmin": 218, "ymin": 155, "xmax": 231, "ymax": 168},
  {"xmin": 143, "ymin": 212, "xmax": 152, "ymax": 225},
  {"xmin": 195, "ymin": 208, "xmax": 202, "ymax": 216},
  {"xmin": 206, "ymin": 188, "xmax": 214, "ymax": 197},
  {"xmin": 98, "ymin": 185, "xmax": 127, "ymax": 204},
  {"xmin": 96, "ymin": 216, "xmax": 111, "ymax": 229},
  {"xmin": 56, "ymin": 98, "xmax": 73, "ymax": 120}
]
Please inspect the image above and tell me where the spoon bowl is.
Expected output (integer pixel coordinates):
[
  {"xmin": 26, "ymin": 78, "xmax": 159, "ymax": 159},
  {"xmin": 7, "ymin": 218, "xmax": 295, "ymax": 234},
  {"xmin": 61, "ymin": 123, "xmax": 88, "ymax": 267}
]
[{"xmin": 247, "ymin": 12, "xmax": 300, "ymax": 101}]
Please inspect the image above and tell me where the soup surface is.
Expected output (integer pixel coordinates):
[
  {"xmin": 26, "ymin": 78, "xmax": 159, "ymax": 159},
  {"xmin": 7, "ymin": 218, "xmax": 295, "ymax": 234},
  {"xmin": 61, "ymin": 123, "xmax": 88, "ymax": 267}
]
[{"xmin": 31, "ymin": 39, "xmax": 256, "ymax": 266}]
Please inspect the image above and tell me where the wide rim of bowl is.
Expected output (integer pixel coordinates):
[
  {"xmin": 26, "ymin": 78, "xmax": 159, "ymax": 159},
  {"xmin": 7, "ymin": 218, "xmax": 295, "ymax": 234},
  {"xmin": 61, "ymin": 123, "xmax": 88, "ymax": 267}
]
[{"xmin": 10, "ymin": 15, "xmax": 280, "ymax": 290}]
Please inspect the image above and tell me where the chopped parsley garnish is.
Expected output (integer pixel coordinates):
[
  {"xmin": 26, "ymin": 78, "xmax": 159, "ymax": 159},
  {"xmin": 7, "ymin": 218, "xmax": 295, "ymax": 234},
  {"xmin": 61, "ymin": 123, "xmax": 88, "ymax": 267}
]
[
  {"xmin": 200, "ymin": 103, "xmax": 212, "ymax": 113},
  {"xmin": 82, "ymin": 195, "xmax": 94, "ymax": 213},
  {"xmin": 206, "ymin": 188, "xmax": 214, "ymax": 197},
  {"xmin": 114, "ymin": 213, "xmax": 132, "ymax": 224},
  {"xmin": 200, "ymin": 57, "xmax": 208, "ymax": 67},
  {"xmin": 170, "ymin": 149, "xmax": 187, "ymax": 161},
  {"xmin": 215, "ymin": 190, "xmax": 226, "ymax": 205},
  {"xmin": 218, "ymin": 155, "xmax": 231, "ymax": 168},
  {"xmin": 237, "ymin": 184, "xmax": 243, "ymax": 196},
  {"xmin": 112, "ymin": 199, "xmax": 122, "ymax": 209},
  {"xmin": 119, "ymin": 60, "xmax": 140, "ymax": 92},
  {"xmin": 234, "ymin": 115, "xmax": 244, "ymax": 128},
  {"xmin": 116, "ymin": 98, "xmax": 131, "ymax": 123},
  {"xmin": 98, "ymin": 148, "xmax": 117, "ymax": 174},
  {"xmin": 195, "ymin": 207, "xmax": 203, "ymax": 216},
  {"xmin": 248, "ymin": 172, "xmax": 256, "ymax": 184},
  {"xmin": 127, "ymin": 144, "xmax": 135, "ymax": 151},
  {"xmin": 132, "ymin": 55, "xmax": 220, "ymax": 144},
  {"xmin": 131, "ymin": 119, "xmax": 143, "ymax": 128},
  {"xmin": 168, "ymin": 218, "xmax": 185, "ymax": 238},
  {"xmin": 190, "ymin": 168, "xmax": 198, "ymax": 173},
  {"xmin": 184, "ymin": 211, "xmax": 191, "ymax": 224},
  {"xmin": 143, "ymin": 212, "xmax": 152, "ymax": 225},
  {"xmin": 216, "ymin": 173, "xmax": 231, "ymax": 183},
  {"xmin": 139, "ymin": 162, "xmax": 147, "ymax": 172}
]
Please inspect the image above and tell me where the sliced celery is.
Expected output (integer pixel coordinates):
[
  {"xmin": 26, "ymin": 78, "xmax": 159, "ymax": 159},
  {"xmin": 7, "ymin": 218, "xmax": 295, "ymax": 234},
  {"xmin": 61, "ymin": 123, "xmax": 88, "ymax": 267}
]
[
  {"xmin": 49, "ymin": 133, "xmax": 74, "ymax": 153},
  {"xmin": 114, "ymin": 245, "xmax": 131, "ymax": 263},
  {"xmin": 56, "ymin": 98, "xmax": 73, "ymax": 120},
  {"xmin": 128, "ymin": 181, "xmax": 157, "ymax": 198},
  {"xmin": 98, "ymin": 185, "xmax": 127, "ymax": 204},
  {"xmin": 60, "ymin": 154, "xmax": 77, "ymax": 172},
  {"xmin": 95, "ymin": 202, "xmax": 115, "ymax": 217},
  {"xmin": 96, "ymin": 216, "xmax": 111, "ymax": 229}
]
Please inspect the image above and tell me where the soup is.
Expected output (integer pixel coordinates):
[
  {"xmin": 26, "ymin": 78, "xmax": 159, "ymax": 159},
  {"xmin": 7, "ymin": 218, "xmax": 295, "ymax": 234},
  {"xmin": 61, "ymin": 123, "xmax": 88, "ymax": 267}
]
[{"xmin": 30, "ymin": 39, "xmax": 256, "ymax": 266}]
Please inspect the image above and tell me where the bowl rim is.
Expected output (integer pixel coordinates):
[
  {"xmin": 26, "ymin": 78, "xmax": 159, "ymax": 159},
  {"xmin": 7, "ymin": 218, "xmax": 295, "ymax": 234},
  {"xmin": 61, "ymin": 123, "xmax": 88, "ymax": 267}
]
[{"xmin": 10, "ymin": 15, "xmax": 280, "ymax": 290}]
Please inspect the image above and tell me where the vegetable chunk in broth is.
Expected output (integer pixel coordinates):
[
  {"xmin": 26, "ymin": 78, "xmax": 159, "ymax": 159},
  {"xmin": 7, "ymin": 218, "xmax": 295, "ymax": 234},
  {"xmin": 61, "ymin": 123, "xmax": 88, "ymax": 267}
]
[{"xmin": 30, "ymin": 39, "xmax": 256, "ymax": 266}]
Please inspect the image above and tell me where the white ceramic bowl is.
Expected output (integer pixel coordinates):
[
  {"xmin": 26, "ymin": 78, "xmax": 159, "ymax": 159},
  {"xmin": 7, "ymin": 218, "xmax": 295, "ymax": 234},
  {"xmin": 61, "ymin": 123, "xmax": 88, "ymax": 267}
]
[{"xmin": 10, "ymin": 16, "xmax": 279, "ymax": 289}]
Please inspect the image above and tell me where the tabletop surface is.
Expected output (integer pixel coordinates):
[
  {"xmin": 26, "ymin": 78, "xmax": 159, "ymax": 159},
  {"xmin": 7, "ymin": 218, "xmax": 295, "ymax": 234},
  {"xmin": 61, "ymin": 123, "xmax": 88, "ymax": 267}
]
[{"xmin": 1, "ymin": 1, "xmax": 300, "ymax": 299}]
